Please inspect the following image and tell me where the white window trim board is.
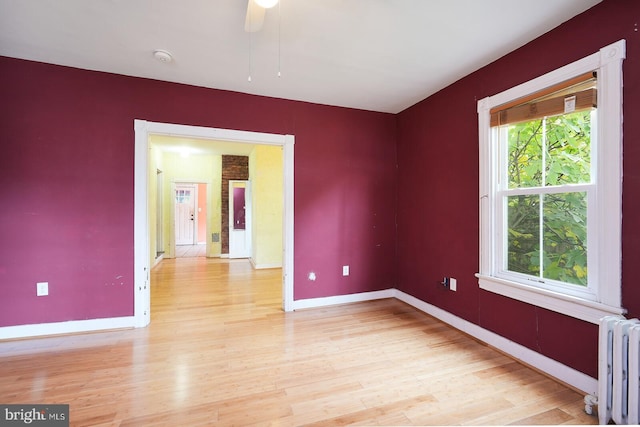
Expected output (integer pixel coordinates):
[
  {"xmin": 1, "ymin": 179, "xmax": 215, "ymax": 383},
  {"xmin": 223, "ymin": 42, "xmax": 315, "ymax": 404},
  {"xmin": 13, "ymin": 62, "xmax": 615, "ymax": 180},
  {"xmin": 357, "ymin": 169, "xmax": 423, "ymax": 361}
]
[
  {"xmin": 477, "ymin": 39, "xmax": 626, "ymax": 324},
  {"xmin": 476, "ymin": 274, "xmax": 625, "ymax": 324}
]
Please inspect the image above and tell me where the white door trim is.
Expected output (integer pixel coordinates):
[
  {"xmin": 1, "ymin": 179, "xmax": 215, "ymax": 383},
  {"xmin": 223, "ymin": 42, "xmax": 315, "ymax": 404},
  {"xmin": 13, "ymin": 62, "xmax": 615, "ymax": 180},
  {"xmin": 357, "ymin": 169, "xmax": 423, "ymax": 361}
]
[{"xmin": 134, "ymin": 120, "xmax": 295, "ymax": 327}]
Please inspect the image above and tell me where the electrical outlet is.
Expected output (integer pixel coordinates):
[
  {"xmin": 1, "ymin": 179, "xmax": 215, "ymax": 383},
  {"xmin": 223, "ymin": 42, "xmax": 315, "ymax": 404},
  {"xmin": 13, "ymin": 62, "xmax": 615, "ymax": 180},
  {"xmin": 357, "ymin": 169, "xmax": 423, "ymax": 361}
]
[
  {"xmin": 450, "ymin": 277, "xmax": 457, "ymax": 292},
  {"xmin": 342, "ymin": 265, "xmax": 349, "ymax": 276},
  {"xmin": 37, "ymin": 282, "xmax": 49, "ymax": 296}
]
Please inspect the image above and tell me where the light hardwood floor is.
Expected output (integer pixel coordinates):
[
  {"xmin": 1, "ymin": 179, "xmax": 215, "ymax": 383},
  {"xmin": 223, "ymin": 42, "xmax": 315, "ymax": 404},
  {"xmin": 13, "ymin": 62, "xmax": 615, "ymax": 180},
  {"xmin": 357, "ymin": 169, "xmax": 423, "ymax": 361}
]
[
  {"xmin": 0, "ymin": 258, "xmax": 597, "ymax": 426},
  {"xmin": 175, "ymin": 244, "xmax": 207, "ymax": 258}
]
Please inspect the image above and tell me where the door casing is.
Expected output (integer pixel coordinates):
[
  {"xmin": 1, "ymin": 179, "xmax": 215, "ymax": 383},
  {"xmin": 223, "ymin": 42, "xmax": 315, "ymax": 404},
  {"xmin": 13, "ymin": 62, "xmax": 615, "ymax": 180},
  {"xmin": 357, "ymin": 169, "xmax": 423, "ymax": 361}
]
[{"xmin": 134, "ymin": 120, "xmax": 295, "ymax": 328}]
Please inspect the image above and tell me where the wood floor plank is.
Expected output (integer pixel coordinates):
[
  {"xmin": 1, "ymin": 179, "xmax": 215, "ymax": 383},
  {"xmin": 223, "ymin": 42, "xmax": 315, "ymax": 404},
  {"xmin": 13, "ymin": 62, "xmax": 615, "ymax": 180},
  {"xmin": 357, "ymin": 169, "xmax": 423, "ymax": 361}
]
[
  {"xmin": 509, "ymin": 408, "xmax": 574, "ymax": 425},
  {"xmin": 0, "ymin": 257, "xmax": 597, "ymax": 425}
]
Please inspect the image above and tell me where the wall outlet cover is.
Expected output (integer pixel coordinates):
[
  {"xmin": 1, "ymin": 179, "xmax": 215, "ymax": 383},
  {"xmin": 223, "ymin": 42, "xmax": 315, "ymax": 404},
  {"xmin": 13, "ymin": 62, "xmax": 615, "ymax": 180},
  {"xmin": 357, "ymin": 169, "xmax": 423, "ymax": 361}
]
[{"xmin": 36, "ymin": 282, "xmax": 49, "ymax": 296}]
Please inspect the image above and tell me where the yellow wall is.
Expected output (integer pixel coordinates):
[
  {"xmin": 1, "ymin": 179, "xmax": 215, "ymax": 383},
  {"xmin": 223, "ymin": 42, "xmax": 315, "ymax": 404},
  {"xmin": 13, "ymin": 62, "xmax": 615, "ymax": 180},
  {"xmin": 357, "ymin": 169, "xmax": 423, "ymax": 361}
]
[
  {"xmin": 148, "ymin": 137, "xmax": 281, "ymax": 267},
  {"xmin": 161, "ymin": 151, "xmax": 222, "ymax": 257},
  {"xmin": 250, "ymin": 145, "xmax": 283, "ymax": 268}
]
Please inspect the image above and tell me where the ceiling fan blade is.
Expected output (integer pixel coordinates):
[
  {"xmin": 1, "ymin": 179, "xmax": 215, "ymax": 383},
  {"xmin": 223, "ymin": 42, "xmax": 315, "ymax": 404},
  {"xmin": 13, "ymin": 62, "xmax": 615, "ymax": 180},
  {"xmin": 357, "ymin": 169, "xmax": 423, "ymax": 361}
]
[{"xmin": 245, "ymin": 0, "xmax": 266, "ymax": 32}]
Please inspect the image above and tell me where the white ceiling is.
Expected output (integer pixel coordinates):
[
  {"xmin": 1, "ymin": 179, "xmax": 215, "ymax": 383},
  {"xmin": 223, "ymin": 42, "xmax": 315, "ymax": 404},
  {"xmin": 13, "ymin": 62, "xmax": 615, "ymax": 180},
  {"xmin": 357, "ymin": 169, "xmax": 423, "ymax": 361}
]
[{"xmin": 0, "ymin": 0, "xmax": 601, "ymax": 115}]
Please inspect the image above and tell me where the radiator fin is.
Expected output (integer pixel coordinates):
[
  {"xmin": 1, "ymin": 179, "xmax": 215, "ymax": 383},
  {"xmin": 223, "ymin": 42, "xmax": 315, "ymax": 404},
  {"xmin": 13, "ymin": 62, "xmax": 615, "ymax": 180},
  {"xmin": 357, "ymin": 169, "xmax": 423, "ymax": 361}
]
[{"xmin": 598, "ymin": 316, "xmax": 640, "ymax": 425}]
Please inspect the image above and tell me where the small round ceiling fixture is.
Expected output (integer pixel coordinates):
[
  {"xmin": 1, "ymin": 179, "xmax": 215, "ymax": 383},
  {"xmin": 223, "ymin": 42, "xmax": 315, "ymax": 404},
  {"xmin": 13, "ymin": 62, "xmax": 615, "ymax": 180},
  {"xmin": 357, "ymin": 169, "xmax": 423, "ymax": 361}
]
[{"xmin": 153, "ymin": 49, "xmax": 173, "ymax": 63}]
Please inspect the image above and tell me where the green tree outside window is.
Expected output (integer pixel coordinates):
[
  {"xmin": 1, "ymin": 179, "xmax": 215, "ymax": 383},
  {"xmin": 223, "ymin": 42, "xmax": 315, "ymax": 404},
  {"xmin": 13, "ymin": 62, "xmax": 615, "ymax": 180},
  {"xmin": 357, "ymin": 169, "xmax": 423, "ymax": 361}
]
[{"xmin": 503, "ymin": 110, "xmax": 592, "ymax": 286}]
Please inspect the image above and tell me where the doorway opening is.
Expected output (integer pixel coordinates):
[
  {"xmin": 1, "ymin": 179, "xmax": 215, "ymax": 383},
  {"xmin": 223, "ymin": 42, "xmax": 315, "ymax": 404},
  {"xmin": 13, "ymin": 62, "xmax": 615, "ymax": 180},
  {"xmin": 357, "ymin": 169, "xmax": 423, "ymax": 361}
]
[
  {"xmin": 173, "ymin": 182, "xmax": 208, "ymax": 258},
  {"xmin": 134, "ymin": 120, "xmax": 295, "ymax": 328}
]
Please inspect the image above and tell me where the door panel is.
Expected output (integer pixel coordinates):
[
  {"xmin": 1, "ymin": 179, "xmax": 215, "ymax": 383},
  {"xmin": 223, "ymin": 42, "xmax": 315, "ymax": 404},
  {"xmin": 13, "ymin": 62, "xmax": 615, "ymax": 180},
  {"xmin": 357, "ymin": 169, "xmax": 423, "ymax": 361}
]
[
  {"xmin": 175, "ymin": 185, "xmax": 196, "ymax": 245},
  {"xmin": 229, "ymin": 180, "xmax": 251, "ymax": 258}
]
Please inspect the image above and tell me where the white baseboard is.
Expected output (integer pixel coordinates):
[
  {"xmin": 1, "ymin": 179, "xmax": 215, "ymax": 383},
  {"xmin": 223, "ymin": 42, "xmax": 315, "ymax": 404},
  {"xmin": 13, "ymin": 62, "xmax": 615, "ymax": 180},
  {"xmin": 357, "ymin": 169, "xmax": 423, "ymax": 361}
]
[
  {"xmin": 292, "ymin": 289, "xmax": 395, "ymax": 310},
  {"xmin": 153, "ymin": 253, "xmax": 164, "ymax": 268},
  {"xmin": 254, "ymin": 263, "xmax": 282, "ymax": 269},
  {"xmin": 392, "ymin": 289, "xmax": 597, "ymax": 395},
  {"xmin": 0, "ymin": 316, "xmax": 136, "ymax": 340},
  {"xmin": 249, "ymin": 259, "xmax": 282, "ymax": 270}
]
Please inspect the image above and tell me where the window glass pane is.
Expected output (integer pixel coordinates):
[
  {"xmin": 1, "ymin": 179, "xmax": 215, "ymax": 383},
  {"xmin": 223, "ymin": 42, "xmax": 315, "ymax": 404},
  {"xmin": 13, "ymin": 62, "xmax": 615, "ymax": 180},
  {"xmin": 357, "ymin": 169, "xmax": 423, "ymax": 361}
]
[
  {"xmin": 505, "ymin": 110, "xmax": 593, "ymax": 190},
  {"xmin": 507, "ymin": 120, "xmax": 543, "ymax": 189},
  {"xmin": 233, "ymin": 187, "xmax": 246, "ymax": 230},
  {"xmin": 542, "ymin": 192, "xmax": 588, "ymax": 286},
  {"xmin": 545, "ymin": 110, "xmax": 592, "ymax": 186},
  {"xmin": 507, "ymin": 195, "xmax": 540, "ymax": 275}
]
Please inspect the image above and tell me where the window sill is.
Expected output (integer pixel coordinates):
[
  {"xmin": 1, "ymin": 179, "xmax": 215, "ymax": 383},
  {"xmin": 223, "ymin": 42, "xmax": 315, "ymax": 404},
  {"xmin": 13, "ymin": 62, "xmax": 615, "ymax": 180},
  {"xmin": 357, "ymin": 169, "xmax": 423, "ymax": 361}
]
[{"xmin": 476, "ymin": 274, "xmax": 625, "ymax": 324}]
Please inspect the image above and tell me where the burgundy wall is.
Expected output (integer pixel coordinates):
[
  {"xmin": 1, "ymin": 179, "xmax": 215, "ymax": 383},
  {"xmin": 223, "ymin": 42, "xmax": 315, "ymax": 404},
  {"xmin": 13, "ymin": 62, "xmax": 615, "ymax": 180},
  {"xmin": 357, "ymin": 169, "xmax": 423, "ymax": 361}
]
[
  {"xmin": 396, "ymin": 0, "xmax": 640, "ymax": 378},
  {"xmin": 0, "ymin": 58, "xmax": 397, "ymax": 327}
]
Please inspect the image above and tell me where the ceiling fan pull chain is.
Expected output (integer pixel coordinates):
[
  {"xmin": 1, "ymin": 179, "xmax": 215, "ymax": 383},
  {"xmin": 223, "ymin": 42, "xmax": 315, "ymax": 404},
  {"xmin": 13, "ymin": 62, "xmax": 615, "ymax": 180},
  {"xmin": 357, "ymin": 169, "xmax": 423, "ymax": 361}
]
[
  {"xmin": 277, "ymin": 0, "xmax": 282, "ymax": 78},
  {"xmin": 248, "ymin": 12, "xmax": 253, "ymax": 82}
]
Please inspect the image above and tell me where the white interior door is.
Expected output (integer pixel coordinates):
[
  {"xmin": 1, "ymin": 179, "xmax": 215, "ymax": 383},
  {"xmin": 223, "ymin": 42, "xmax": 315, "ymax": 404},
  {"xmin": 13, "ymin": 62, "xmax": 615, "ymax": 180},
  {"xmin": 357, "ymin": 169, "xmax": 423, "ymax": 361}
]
[
  {"xmin": 175, "ymin": 184, "xmax": 196, "ymax": 245},
  {"xmin": 229, "ymin": 180, "xmax": 251, "ymax": 258}
]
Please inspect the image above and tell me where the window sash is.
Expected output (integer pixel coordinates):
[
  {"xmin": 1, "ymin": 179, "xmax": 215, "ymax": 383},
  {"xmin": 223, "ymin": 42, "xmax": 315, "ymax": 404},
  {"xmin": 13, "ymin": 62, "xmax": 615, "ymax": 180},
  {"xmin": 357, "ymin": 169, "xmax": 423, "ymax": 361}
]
[
  {"xmin": 495, "ymin": 186, "xmax": 596, "ymax": 299},
  {"xmin": 495, "ymin": 106, "xmax": 595, "ymax": 293},
  {"xmin": 495, "ymin": 269, "xmax": 597, "ymax": 301},
  {"xmin": 497, "ymin": 184, "xmax": 593, "ymax": 197}
]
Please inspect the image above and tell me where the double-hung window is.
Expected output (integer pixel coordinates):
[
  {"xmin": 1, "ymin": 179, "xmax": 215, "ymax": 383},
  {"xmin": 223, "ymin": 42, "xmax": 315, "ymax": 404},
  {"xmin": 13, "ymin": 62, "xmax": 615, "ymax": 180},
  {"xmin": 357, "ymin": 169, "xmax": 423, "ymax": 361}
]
[{"xmin": 477, "ymin": 40, "xmax": 626, "ymax": 324}]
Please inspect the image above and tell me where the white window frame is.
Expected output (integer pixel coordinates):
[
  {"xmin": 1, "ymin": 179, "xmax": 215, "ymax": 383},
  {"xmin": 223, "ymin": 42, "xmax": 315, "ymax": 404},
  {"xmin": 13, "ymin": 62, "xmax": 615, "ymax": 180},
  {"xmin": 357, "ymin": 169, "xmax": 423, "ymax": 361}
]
[{"xmin": 477, "ymin": 39, "xmax": 626, "ymax": 324}]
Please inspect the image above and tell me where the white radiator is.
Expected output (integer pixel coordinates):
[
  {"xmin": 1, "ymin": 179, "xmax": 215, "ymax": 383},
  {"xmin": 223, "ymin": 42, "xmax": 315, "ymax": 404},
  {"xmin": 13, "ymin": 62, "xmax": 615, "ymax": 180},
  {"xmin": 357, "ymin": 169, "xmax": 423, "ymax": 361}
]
[{"xmin": 595, "ymin": 316, "xmax": 640, "ymax": 425}]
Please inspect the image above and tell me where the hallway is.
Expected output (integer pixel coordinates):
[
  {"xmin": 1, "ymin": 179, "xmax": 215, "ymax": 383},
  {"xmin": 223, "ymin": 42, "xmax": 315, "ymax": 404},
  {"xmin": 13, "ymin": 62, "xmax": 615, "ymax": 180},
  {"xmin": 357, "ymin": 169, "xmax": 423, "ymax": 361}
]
[{"xmin": 174, "ymin": 243, "xmax": 207, "ymax": 258}]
